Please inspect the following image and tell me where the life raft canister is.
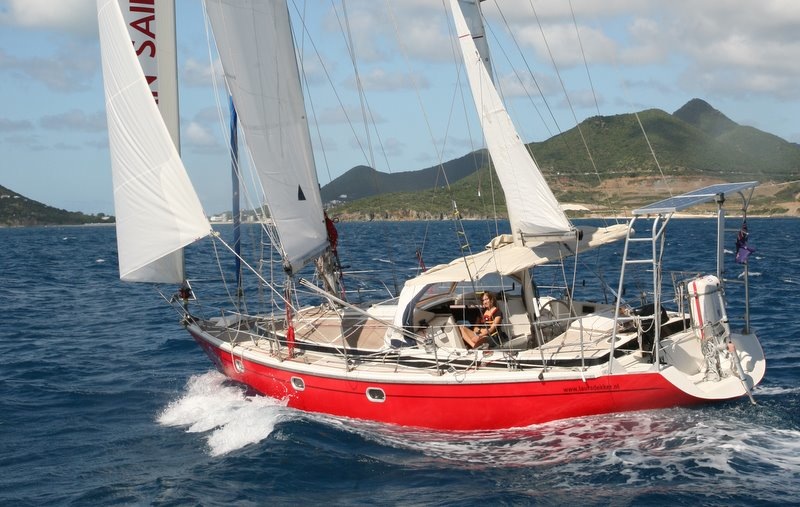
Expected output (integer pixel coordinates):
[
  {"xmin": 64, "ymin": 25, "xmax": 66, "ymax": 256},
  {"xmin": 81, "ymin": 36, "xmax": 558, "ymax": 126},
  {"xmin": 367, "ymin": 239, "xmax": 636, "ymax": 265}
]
[{"xmin": 686, "ymin": 274, "xmax": 730, "ymax": 340}]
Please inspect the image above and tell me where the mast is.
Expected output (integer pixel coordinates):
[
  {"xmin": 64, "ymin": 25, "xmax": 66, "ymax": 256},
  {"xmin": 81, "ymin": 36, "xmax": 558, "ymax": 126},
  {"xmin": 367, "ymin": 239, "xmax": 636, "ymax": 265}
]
[
  {"xmin": 154, "ymin": 0, "xmax": 185, "ymax": 279},
  {"xmin": 119, "ymin": 0, "xmax": 187, "ymax": 279},
  {"xmin": 230, "ymin": 96, "xmax": 243, "ymax": 302},
  {"xmin": 154, "ymin": 0, "xmax": 180, "ymax": 149}
]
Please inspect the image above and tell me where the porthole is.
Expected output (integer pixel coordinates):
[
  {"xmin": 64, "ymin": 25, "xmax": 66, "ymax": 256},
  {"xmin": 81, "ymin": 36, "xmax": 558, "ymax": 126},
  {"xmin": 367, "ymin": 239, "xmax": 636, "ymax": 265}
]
[
  {"xmin": 291, "ymin": 376, "xmax": 305, "ymax": 391},
  {"xmin": 366, "ymin": 387, "xmax": 386, "ymax": 403}
]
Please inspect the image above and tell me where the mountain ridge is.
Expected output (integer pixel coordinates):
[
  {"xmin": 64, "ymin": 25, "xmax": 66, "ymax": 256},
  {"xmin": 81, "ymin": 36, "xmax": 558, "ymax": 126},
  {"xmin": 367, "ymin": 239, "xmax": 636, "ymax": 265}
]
[
  {"xmin": 327, "ymin": 98, "xmax": 800, "ymax": 218},
  {"xmin": 323, "ymin": 98, "xmax": 799, "ymax": 204},
  {"xmin": 4, "ymin": 98, "xmax": 799, "ymax": 226},
  {"xmin": 0, "ymin": 184, "xmax": 112, "ymax": 227}
]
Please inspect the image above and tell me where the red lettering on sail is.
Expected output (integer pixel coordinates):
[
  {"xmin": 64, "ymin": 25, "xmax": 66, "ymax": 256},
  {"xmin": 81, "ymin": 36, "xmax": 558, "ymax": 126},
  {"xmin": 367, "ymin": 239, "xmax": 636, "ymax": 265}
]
[
  {"xmin": 124, "ymin": 1, "xmax": 158, "ymax": 103},
  {"xmin": 135, "ymin": 40, "xmax": 156, "ymax": 58},
  {"xmin": 130, "ymin": 14, "xmax": 156, "ymax": 39}
]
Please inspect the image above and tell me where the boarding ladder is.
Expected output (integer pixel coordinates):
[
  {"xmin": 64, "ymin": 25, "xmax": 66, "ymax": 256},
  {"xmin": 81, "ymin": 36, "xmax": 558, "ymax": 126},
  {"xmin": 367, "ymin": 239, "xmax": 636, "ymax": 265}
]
[
  {"xmin": 608, "ymin": 182, "xmax": 759, "ymax": 374},
  {"xmin": 610, "ymin": 213, "xmax": 671, "ymax": 370}
]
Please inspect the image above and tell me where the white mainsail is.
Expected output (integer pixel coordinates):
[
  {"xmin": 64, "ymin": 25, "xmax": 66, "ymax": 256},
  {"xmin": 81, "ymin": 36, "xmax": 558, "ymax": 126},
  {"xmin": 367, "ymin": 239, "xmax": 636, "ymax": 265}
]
[
  {"xmin": 459, "ymin": 0, "xmax": 493, "ymax": 82},
  {"xmin": 449, "ymin": 0, "xmax": 572, "ymax": 239},
  {"xmin": 205, "ymin": 0, "xmax": 329, "ymax": 274},
  {"xmin": 98, "ymin": 0, "xmax": 211, "ymax": 283}
]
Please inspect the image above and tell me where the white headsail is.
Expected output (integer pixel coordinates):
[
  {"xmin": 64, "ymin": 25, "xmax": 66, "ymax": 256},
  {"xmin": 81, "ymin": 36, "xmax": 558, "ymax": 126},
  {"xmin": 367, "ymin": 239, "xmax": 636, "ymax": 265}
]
[
  {"xmin": 98, "ymin": 0, "xmax": 211, "ymax": 283},
  {"xmin": 449, "ymin": 0, "xmax": 572, "ymax": 239},
  {"xmin": 205, "ymin": 0, "xmax": 329, "ymax": 274}
]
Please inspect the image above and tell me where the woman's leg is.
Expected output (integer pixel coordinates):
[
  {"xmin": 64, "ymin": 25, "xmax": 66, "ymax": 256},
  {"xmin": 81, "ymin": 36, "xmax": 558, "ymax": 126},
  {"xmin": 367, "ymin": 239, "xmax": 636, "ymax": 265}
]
[{"xmin": 458, "ymin": 327, "xmax": 486, "ymax": 349}]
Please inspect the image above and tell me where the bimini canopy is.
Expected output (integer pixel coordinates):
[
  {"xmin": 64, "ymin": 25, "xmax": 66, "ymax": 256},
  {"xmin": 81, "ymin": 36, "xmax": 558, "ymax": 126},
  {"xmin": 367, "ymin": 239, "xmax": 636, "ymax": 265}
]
[
  {"xmin": 385, "ymin": 224, "xmax": 628, "ymax": 340},
  {"xmin": 406, "ymin": 224, "xmax": 628, "ymax": 286}
]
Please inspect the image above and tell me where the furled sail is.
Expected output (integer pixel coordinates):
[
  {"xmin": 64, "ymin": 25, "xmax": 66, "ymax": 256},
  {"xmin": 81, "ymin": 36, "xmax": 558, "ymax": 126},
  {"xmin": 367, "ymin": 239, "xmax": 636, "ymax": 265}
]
[
  {"xmin": 205, "ymin": 0, "xmax": 329, "ymax": 274},
  {"xmin": 98, "ymin": 0, "xmax": 211, "ymax": 283},
  {"xmin": 449, "ymin": 0, "xmax": 571, "ymax": 238}
]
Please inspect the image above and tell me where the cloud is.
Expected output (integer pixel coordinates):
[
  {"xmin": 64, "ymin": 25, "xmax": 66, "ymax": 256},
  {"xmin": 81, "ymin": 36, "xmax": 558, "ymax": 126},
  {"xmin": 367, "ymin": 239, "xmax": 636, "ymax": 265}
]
[
  {"xmin": 40, "ymin": 109, "xmax": 106, "ymax": 132},
  {"xmin": 52, "ymin": 141, "xmax": 81, "ymax": 151},
  {"xmin": 192, "ymin": 106, "xmax": 227, "ymax": 126},
  {"xmin": 0, "ymin": 46, "xmax": 97, "ymax": 93},
  {"xmin": 347, "ymin": 68, "xmax": 428, "ymax": 92},
  {"xmin": 183, "ymin": 121, "xmax": 218, "ymax": 148},
  {"xmin": 3, "ymin": 133, "xmax": 44, "ymax": 151},
  {"xmin": 317, "ymin": 105, "xmax": 385, "ymax": 126},
  {"xmin": 0, "ymin": 0, "xmax": 97, "ymax": 38},
  {"xmin": 464, "ymin": 0, "xmax": 800, "ymax": 108},
  {"xmin": 378, "ymin": 136, "xmax": 406, "ymax": 159},
  {"xmin": 182, "ymin": 57, "xmax": 224, "ymax": 88},
  {"xmin": 0, "ymin": 117, "xmax": 34, "ymax": 132}
]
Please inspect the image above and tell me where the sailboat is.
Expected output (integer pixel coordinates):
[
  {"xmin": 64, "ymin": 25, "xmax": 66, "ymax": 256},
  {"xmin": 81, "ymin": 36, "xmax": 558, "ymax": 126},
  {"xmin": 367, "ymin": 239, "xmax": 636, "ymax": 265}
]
[{"xmin": 98, "ymin": 0, "xmax": 765, "ymax": 430}]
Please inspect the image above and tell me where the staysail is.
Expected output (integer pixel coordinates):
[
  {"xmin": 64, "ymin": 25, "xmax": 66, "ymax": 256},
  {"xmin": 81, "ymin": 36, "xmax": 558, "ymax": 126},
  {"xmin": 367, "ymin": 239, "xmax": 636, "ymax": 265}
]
[
  {"xmin": 98, "ymin": 0, "xmax": 211, "ymax": 283},
  {"xmin": 205, "ymin": 0, "xmax": 329, "ymax": 274},
  {"xmin": 449, "ymin": 0, "xmax": 571, "ymax": 239}
]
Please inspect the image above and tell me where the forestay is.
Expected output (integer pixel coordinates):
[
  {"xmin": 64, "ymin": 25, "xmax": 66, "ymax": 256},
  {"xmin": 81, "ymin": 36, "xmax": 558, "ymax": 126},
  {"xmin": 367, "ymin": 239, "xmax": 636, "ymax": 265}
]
[
  {"xmin": 98, "ymin": 0, "xmax": 211, "ymax": 283},
  {"xmin": 205, "ymin": 0, "xmax": 329, "ymax": 274}
]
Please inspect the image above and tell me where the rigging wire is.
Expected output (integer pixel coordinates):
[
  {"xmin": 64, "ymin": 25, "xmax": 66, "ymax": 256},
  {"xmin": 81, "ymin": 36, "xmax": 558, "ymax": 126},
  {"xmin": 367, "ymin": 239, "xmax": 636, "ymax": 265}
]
[
  {"xmin": 524, "ymin": 0, "xmax": 613, "ymax": 218},
  {"xmin": 488, "ymin": 0, "xmax": 622, "ymax": 222},
  {"xmin": 568, "ymin": 0, "xmax": 600, "ymax": 118},
  {"xmin": 378, "ymin": 0, "xmax": 483, "ymax": 283},
  {"xmin": 332, "ymin": 0, "xmax": 403, "ymax": 293}
]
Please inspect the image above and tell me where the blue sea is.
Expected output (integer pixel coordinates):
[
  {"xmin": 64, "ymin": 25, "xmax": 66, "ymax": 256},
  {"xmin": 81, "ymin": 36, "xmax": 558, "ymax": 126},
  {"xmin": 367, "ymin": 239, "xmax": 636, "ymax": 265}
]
[{"xmin": 2, "ymin": 218, "xmax": 799, "ymax": 506}]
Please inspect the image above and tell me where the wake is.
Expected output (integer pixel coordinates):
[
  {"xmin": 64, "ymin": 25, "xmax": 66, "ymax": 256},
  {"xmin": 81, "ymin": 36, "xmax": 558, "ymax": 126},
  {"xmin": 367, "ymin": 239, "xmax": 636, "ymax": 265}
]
[{"xmin": 157, "ymin": 371, "xmax": 287, "ymax": 456}]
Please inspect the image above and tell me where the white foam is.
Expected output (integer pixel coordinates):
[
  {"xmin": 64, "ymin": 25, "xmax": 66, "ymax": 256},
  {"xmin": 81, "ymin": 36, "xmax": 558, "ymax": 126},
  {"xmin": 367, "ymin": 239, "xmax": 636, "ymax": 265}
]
[
  {"xmin": 738, "ymin": 271, "xmax": 761, "ymax": 278},
  {"xmin": 754, "ymin": 385, "xmax": 800, "ymax": 396},
  {"xmin": 336, "ymin": 408, "xmax": 800, "ymax": 487},
  {"xmin": 157, "ymin": 371, "xmax": 288, "ymax": 456}
]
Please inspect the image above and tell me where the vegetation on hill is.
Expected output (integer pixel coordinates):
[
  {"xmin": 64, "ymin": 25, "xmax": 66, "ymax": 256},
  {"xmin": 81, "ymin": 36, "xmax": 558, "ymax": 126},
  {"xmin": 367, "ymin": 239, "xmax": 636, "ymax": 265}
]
[
  {"xmin": 5, "ymin": 99, "xmax": 798, "ymax": 225},
  {"xmin": 326, "ymin": 98, "xmax": 800, "ymax": 219},
  {"xmin": 331, "ymin": 166, "xmax": 507, "ymax": 220},
  {"xmin": 0, "ymin": 185, "xmax": 113, "ymax": 227},
  {"xmin": 320, "ymin": 150, "xmax": 488, "ymax": 202}
]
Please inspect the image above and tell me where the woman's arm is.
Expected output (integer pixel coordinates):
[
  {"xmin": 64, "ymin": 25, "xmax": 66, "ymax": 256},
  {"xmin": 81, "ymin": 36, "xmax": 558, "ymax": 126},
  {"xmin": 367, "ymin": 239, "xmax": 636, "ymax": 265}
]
[{"xmin": 486, "ymin": 315, "xmax": 502, "ymax": 335}]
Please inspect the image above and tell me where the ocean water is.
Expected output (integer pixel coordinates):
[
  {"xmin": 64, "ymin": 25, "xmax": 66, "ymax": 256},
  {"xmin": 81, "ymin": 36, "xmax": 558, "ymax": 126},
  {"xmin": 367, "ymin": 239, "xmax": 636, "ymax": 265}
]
[{"xmin": 1, "ymin": 218, "xmax": 799, "ymax": 506}]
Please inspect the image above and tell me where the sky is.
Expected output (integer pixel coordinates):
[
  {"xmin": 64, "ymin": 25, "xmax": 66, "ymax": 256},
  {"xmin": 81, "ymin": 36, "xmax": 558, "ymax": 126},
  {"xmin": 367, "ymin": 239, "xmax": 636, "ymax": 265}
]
[{"xmin": 1, "ymin": 0, "xmax": 798, "ymax": 215}]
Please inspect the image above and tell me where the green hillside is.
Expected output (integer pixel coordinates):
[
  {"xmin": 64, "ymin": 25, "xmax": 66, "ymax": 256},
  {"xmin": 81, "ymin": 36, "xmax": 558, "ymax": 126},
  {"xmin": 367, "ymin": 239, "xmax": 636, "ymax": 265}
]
[
  {"xmin": 0, "ymin": 185, "xmax": 112, "ymax": 227},
  {"xmin": 320, "ymin": 150, "xmax": 488, "ymax": 202},
  {"xmin": 331, "ymin": 166, "xmax": 505, "ymax": 220},
  {"xmin": 328, "ymin": 98, "xmax": 800, "ymax": 218},
  {"xmin": 531, "ymin": 107, "xmax": 782, "ymax": 181}
]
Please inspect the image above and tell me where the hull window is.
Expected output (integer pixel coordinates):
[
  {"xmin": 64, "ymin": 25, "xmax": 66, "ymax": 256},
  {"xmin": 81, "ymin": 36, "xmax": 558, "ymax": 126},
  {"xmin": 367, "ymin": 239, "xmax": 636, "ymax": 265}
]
[
  {"xmin": 366, "ymin": 387, "xmax": 386, "ymax": 403},
  {"xmin": 290, "ymin": 377, "xmax": 305, "ymax": 391}
]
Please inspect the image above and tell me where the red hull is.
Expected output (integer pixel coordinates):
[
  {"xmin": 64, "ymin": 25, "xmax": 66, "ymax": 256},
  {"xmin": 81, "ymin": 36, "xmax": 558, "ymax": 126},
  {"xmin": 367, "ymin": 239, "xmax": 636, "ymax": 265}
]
[{"xmin": 190, "ymin": 329, "xmax": 704, "ymax": 430}]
